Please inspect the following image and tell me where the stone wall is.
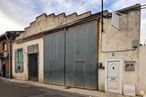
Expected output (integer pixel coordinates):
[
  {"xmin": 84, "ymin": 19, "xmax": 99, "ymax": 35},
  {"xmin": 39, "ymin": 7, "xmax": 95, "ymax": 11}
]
[{"xmin": 19, "ymin": 12, "xmax": 91, "ymax": 38}]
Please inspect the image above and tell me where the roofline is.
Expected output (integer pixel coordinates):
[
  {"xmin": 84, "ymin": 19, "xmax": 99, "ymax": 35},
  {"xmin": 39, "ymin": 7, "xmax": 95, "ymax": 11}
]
[
  {"xmin": 16, "ymin": 10, "xmax": 108, "ymax": 43},
  {"xmin": 0, "ymin": 31, "xmax": 24, "ymax": 40},
  {"xmin": 107, "ymin": 4, "xmax": 141, "ymax": 17},
  {"xmin": 116, "ymin": 4, "xmax": 141, "ymax": 12},
  {"xmin": 16, "ymin": 4, "xmax": 141, "ymax": 43}
]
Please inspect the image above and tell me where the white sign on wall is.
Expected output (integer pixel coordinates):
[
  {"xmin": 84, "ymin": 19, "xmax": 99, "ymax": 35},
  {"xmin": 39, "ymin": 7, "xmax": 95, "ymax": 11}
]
[
  {"xmin": 112, "ymin": 12, "xmax": 120, "ymax": 30},
  {"xmin": 123, "ymin": 84, "xmax": 136, "ymax": 96}
]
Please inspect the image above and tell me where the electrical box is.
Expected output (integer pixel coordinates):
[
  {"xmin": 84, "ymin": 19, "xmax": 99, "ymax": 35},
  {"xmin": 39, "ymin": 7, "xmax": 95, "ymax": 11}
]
[
  {"xmin": 124, "ymin": 61, "xmax": 135, "ymax": 71},
  {"xmin": 132, "ymin": 40, "xmax": 139, "ymax": 48}
]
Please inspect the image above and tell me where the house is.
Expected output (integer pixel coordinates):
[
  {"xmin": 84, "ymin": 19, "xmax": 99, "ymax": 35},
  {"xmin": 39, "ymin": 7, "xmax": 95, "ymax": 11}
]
[
  {"xmin": 12, "ymin": 4, "xmax": 143, "ymax": 96},
  {"xmin": 0, "ymin": 31, "xmax": 23, "ymax": 78}
]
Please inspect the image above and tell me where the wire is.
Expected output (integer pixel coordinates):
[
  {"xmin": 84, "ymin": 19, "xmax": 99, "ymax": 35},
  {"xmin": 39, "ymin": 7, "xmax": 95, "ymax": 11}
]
[
  {"xmin": 67, "ymin": 0, "xmax": 87, "ymax": 14},
  {"xmin": 76, "ymin": 0, "xmax": 87, "ymax": 12},
  {"xmin": 80, "ymin": 1, "xmax": 86, "ymax": 6}
]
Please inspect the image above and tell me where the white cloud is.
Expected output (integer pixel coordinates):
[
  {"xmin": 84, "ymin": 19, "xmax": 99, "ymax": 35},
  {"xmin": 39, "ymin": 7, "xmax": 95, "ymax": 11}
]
[
  {"xmin": 140, "ymin": 11, "xmax": 146, "ymax": 43},
  {"xmin": 0, "ymin": 0, "xmax": 145, "ymax": 44},
  {"xmin": 0, "ymin": 0, "xmax": 41, "ymax": 33},
  {"xmin": 0, "ymin": 10, "xmax": 24, "ymax": 33},
  {"xmin": 0, "ymin": 0, "xmax": 101, "ymax": 34},
  {"xmin": 39, "ymin": 0, "xmax": 102, "ymax": 14}
]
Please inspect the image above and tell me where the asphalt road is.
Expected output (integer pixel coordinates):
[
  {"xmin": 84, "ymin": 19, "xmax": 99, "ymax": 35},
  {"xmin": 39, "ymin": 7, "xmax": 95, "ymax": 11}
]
[{"xmin": 0, "ymin": 79, "xmax": 86, "ymax": 97}]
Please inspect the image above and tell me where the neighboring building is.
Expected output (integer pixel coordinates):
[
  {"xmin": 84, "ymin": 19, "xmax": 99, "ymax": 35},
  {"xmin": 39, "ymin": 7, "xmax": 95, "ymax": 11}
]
[
  {"xmin": 0, "ymin": 31, "xmax": 23, "ymax": 78},
  {"xmin": 98, "ymin": 5, "xmax": 141, "ymax": 95},
  {"xmin": 138, "ymin": 46, "xmax": 146, "ymax": 96},
  {"xmin": 12, "ymin": 4, "xmax": 143, "ymax": 96}
]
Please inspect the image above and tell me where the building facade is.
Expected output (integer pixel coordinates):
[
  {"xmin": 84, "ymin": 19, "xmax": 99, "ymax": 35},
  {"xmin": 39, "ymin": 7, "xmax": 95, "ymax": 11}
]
[
  {"xmin": 98, "ymin": 5, "xmax": 141, "ymax": 95},
  {"xmin": 12, "ymin": 4, "xmax": 143, "ymax": 96},
  {"xmin": 12, "ymin": 11, "xmax": 92, "ymax": 82},
  {"xmin": 0, "ymin": 31, "xmax": 22, "ymax": 78}
]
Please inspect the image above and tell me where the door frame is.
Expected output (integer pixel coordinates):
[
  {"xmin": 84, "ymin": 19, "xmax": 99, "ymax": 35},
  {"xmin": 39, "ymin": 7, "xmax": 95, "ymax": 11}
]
[{"xmin": 105, "ymin": 59, "xmax": 122, "ymax": 94}]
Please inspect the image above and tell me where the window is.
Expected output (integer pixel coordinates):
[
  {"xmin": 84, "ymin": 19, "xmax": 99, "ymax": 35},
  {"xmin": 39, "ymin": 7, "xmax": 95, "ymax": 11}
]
[
  {"xmin": 15, "ymin": 49, "xmax": 23, "ymax": 72},
  {"xmin": 2, "ymin": 42, "xmax": 7, "ymax": 51}
]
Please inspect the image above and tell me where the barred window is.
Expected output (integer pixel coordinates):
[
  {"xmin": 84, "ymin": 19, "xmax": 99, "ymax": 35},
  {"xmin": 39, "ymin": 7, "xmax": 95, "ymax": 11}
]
[{"xmin": 15, "ymin": 48, "xmax": 23, "ymax": 72}]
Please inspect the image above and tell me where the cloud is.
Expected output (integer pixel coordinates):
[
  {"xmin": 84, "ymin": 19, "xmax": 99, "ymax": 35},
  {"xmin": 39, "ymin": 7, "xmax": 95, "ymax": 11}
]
[
  {"xmin": 0, "ymin": 10, "xmax": 24, "ymax": 32},
  {"xmin": 0, "ymin": 0, "xmax": 41, "ymax": 33},
  {"xmin": 140, "ymin": 11, "xmax": 146, "ymax": 43},
  {"xmin": 39, "ymin": 0, "xmax": 102, "ymax": 14},
  {"xmin": 0, "ymin": 0, "xmax": 102, "ymax": 33},
  {"xmin": 0, "ymin": 0, "xmax": 145, "ymax": 43}
]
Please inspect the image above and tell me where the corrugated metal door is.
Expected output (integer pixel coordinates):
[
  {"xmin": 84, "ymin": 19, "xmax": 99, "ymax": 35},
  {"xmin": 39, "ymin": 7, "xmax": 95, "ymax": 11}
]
[
  {"xmin": 66, "ymin": 21, "xmax": 97, "ymax": 89},
  {"xmin": 44, "ymin": 31, "xmax": 65, "ymax": 85}
]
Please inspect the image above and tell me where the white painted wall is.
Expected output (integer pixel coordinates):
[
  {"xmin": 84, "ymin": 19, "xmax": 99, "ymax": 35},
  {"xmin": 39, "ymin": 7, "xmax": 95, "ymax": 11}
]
[
  {"xmin": 12, "ymin": 38, "xmax": 44, "ymax": 82},
  {"xmin": 98, "ymin": 9, "xmax": 140, "ymax": 94},
  {"xmin": 138, "ymin": 46, "xmax": 146, "ymax": 94}
]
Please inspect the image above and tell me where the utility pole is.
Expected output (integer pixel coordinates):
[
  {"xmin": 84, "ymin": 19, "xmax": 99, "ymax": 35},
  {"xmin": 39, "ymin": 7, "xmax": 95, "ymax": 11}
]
[{"xmin": 101, "ymin": 0, "xmax": 104, "ymax": 32}]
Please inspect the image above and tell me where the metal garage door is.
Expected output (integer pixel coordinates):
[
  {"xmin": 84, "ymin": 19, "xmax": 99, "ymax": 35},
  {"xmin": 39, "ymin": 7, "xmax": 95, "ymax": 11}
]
[
  {"xmin": 44, "ymin": 21, "xmax": 98, "ymax": 89},
  {"xmin": 44, "ymin": 31, "xmax": 65, "ymax": 85},
  {"xmin": 65, "ymin": 21, "xmax": 98, "ymax": 89}
]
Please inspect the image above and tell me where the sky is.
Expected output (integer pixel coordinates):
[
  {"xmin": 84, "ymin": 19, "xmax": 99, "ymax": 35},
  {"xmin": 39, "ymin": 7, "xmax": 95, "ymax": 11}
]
[{"xmin": 0, "ymin": 0, "xmax": 146, "ymax": 43}]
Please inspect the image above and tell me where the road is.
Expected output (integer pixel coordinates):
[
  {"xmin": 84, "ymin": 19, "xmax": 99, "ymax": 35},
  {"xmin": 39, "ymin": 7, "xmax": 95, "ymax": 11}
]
[{"xmin": 0, "ymin": 79, "xmax": 86, "ymax": 97}]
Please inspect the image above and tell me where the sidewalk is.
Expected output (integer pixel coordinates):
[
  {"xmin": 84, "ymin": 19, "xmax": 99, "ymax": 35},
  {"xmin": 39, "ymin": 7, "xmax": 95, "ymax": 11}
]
[{"xmin": 0, "ymin": 78, "xmax": 141, "ymax": 97}]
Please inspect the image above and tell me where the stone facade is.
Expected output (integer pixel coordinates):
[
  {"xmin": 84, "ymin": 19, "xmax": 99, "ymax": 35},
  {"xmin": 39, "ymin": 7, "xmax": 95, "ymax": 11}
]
[
  {"xmin": 12, "ymin": 12, "xmax": 92, "ymax": 82},
  {"xmin": 19, "ymin": 12, "xmax": 91, "ymax": 38}
]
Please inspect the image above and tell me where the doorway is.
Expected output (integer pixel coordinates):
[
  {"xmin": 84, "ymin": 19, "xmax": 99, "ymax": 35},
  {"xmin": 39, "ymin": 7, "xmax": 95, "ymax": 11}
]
[
  {"xmin": 105, "ymin": 59, "xmax": 122, "ymax": 94},
  {"xmin": 2, "ymin": 64, "xmax": 6, "ymax": 77},
  {"xmin": 28, "ymin": 53, "xmax": 38, "ymax": 81}
]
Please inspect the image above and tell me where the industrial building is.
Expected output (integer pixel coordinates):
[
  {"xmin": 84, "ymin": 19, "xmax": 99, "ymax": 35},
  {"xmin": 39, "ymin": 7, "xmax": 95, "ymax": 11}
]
[{"xmin": 12, "ymin": 4, "xmax": 144, "ymax": 96}]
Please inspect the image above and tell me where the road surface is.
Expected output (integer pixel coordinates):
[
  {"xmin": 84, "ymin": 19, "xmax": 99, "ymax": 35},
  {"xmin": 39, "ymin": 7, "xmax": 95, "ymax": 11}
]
[{"xmin": 0, "ymin": 79, "xmax": 86, "ymax": 97}]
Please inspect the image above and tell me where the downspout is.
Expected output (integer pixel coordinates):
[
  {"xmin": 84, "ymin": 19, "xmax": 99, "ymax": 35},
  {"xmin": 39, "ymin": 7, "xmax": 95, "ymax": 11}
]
[{"xmin": 4, "ymin": 33, "xmax": 11, "ymax": 79}]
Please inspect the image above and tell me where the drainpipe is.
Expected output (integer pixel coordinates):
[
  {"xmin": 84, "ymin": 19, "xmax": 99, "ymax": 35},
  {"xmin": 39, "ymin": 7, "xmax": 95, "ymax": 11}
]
[{"xmin": 4, "ymin": 33, "xmax": 11, "ymax": 79}]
